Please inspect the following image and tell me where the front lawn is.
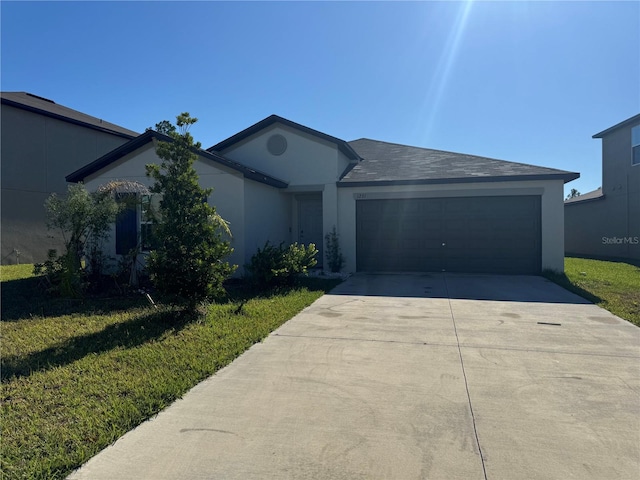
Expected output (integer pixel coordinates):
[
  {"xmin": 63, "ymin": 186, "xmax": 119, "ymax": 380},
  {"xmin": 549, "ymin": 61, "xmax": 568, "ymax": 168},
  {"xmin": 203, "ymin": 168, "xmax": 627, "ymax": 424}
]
[
  {"xmin": 545, "ymin": 257, "xmax": 640, "ymax": 326},
  {"xmin": 1, "ymin": 265, "xmax": 340, "ymax": 479}
]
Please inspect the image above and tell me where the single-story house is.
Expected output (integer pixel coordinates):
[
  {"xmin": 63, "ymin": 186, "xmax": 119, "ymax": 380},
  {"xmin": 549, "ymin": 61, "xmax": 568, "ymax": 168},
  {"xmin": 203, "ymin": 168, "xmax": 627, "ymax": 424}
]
[{"xmin": 67, "ymin": 115, "xmax": 579, "ymax": 275}]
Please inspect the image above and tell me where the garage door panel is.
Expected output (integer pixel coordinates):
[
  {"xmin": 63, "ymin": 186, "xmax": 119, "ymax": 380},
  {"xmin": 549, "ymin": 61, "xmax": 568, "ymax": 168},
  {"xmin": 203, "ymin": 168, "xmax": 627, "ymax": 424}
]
[
  {"xmin": 446, "ymin": 253, "xmax": 535, "ymax": 273},
  {"xmin": 356, "ymin": 196, "xmax": 541, "ymax": 274}
]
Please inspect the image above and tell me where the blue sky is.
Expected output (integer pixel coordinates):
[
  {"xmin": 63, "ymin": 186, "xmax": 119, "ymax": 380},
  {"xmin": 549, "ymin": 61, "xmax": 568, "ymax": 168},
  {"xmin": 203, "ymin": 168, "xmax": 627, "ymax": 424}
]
[{"xmin": 2, "ymin": 1, "xmax": 638, "ymax": 195}]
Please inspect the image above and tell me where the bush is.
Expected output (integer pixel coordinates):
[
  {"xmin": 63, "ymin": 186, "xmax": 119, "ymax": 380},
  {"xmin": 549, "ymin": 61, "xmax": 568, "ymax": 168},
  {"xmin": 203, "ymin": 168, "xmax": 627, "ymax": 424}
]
[
  {"xmin": 33, "ymin": 249, "xmax": 86, "ymax": 298},
  {"xmin": 246, "ymin": 242, "xmax": 318, "ymax": 287},
  {"xmin": 324, "ymin": 226, "xmax": 345, "ymax": 273}
]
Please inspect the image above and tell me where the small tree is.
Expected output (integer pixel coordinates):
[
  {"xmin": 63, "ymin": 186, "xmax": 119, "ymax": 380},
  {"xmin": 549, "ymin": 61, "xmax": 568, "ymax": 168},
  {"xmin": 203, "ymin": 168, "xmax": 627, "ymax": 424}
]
[
  {"xmin": 324, "ymin": 226, "xmax": 345, "ymax": 273},
  {"xmin": 145, "ymin": 113, "xmax": 235, "ymax": 311},
  {"xmin": 36, "ymin": 183, "xmax": 119, "ymax": 296}
]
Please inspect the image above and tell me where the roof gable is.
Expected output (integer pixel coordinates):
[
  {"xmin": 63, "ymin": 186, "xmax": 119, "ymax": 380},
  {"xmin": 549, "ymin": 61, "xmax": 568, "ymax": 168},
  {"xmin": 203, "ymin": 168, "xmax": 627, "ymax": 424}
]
[
  {"xmin": 66, "ymin": 130, "xmax": 288, "ymax": 188},
  {"xmin": 592, "ymin": 113, "xmax": 640, "ymax": 139},
  {"xmin": 208, "ymin": 114, "xmax": 361, "ymax": 161},
  {"xmin": 341, "ymin": 138, "xmax": 579, "ymax": 186},
  {"xmin": 1, "ymin": 91, "xmax": 138, "ymax": 138}
]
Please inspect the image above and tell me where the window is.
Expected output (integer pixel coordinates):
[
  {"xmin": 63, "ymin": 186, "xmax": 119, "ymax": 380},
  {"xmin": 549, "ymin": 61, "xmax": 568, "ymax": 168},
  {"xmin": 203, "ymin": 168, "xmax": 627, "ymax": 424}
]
[
  {"xmin": 633, "ymin": 125, "xmax": 640, "ymax": 166},
  {"xmin": 140, "ymin": 195, "xmax": 160, "ymax": 252}
]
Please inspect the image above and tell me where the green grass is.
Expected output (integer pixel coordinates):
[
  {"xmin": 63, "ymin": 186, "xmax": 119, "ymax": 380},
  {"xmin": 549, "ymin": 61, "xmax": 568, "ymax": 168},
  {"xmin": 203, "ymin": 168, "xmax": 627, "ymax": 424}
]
[
  {"xmin": 545, "ymin": 257, "xmax": 640, "ymax": 326},
  {"xmin": 0, "ymin": 264, "xmax": 35, "ymax": 282},
  {"xmin": 1, "ymin": 265, "xmax": 340, "ymax": 479}
]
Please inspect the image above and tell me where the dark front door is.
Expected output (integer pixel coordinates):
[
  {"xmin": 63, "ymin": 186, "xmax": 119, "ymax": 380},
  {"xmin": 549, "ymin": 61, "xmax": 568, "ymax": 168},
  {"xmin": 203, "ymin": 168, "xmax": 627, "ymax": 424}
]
[
  {"xmin": 298, "ymin": 195, "xmax": 323, "ymax": 267},
  {"xmin": 115, "ymin": 193, "xmax": 137, "ymax": 255}
]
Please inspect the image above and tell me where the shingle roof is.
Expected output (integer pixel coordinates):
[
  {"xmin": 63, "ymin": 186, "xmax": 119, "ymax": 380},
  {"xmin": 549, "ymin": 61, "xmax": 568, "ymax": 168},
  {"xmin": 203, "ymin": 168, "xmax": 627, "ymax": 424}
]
[
  {"xmin": 564, "ymin": 188, "xmax": 604, "ymax": 204},
  {"xmin": 66, "ymin": 130, "xmax": 288, "ymax": 188},
  {"xmin": 340, "ymin": 138, "xmax": 579, "ymax": 186},
  {"xmin": 208, "ymin": 114, "xmax": 361, "ymax": 161},
  {"xmin": 1, "ymin": 91, "xmax": 138, "ymax": 138}
]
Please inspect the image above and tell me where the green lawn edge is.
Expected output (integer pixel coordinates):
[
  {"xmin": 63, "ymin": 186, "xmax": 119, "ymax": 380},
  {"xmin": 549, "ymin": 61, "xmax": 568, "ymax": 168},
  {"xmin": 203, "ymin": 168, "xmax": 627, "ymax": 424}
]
[
  {"xmin": 544, "ymin": 257, "xmax": 640, "ymax": 326},
  {"xmin": 1, "ymin": 265, "xmax": 341, "ymax": 479}
]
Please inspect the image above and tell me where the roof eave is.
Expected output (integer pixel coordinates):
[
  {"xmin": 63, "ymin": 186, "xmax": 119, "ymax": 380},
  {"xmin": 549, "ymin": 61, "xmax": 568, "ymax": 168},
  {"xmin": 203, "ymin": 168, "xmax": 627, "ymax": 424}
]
[
  {"xmin": 564, "ymin": 193, "xmax": 605, "ymax": 205},
  {"xmin": 198, "ymin": 148, "xmax": 289, "ymax": 188},
  {"xmin": 1, "ymin": 97, "xmax": 137, "ymax": 140},
  {"xmin": 66, "ymin": 131, "xmax": 156, "ymax": 183},
  {"xmin": 66, "ymin": 131, "xmax": 288, "ymax": 188},
  {"xmin": 338, "ymin": 172, "xmax": 580, "ymax": 188},
  {"xmin": 592, "ymin": 113, "xmax": 640, "ymax": 138}
]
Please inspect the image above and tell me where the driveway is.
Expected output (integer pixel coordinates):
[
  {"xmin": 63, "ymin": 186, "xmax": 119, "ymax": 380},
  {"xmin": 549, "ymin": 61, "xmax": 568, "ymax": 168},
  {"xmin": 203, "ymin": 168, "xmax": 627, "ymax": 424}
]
[{"xmin": 69, "ymin": 274, "xmax": 640, "ymax": 480}]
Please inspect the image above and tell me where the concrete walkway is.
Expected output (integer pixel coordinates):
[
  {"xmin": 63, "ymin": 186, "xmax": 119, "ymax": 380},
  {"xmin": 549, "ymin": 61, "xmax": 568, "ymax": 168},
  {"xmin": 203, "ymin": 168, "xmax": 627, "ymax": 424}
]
[{"xmin": 68, "ymin": 274, "xmax": 640, "ymax": 480}]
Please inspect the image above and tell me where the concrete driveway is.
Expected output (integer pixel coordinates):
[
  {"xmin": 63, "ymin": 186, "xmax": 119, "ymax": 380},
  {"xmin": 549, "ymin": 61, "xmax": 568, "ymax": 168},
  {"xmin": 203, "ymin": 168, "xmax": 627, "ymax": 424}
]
[{"xmin": 69, "ymin": 274, "xmax": 640, "ymax": 480}]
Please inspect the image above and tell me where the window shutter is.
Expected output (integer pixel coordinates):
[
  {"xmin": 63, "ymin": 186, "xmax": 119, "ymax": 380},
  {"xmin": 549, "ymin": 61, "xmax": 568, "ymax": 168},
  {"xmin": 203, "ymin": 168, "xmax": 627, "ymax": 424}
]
[{"xmin": 116, "ymin": 194, "xmax": 137, "ymax": 255}]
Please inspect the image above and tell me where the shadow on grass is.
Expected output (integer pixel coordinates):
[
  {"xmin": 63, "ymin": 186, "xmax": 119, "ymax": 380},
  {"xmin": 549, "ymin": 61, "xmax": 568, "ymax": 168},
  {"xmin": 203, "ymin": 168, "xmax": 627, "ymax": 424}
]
[
  {"xmin": 1, "ymin": 277, "xmax": 147, "ymax": 322},
  {"xmin": 2, "ymin": 275, "xmax": 342, "ymax": 380},
  {"xmin": 542, "ymin": 270, "xmax": 603, "ymax": 305},
  {"xmin": 1, "ymin": 275, "xmax": 341, "ymax": 322},
  {"xmin": 2, "ymin": 307, "xmax": 189, "ymax": 381}
]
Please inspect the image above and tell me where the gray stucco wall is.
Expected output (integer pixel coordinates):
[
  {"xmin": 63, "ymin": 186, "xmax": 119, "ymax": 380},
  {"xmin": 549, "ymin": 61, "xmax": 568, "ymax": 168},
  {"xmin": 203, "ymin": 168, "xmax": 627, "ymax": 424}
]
[
  {"xmin": 565, "ymin": 120, "xmax": 640, "ymax": 261},
  {"xmin": 243, "ymin": 180, "xmax": 292, "ymax": 267},
  {"xmin": 1, "ymin": 105, "xmax": 131, "ymax": 264}
]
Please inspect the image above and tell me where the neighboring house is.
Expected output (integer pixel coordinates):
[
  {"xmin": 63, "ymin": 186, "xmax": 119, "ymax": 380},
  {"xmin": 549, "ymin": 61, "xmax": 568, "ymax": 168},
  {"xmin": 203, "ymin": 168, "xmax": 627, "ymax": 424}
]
[
  {"xmin": 67, "ymin": 115, "xmax": 579, "ymax": 275},
  {"xmin": 1, "ymin": 92, "xmax": 138, "ymax": 264},
  {"xmin": 565, "ymin": 114, "xmax": 640, "ymax": 262}
]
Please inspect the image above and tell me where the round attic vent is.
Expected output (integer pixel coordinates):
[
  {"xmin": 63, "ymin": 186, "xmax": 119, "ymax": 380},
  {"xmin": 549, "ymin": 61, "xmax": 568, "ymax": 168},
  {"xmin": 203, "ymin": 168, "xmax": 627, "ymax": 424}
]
[{"xmin": 267, "ymin": 134, "xmax": 287, "ymax": 156}]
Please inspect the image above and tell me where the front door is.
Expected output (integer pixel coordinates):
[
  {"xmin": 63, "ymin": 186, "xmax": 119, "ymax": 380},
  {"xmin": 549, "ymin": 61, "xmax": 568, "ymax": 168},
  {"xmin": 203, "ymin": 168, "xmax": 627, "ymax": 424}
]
[{"xmin": 298, "ymin": 195, "xmax": 323, "ymax": 268}]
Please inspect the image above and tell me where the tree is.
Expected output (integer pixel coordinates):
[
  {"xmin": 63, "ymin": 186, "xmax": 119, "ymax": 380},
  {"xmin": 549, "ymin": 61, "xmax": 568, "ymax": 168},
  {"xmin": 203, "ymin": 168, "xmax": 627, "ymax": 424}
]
[
  {"xmin": 145, "ymin": 113, "xmax": 235, "ymax": 311},
  {"xmin": 566, "ymin": 188, "xmax": 581, "ymax": 200},
  {"xmin": 146, "ymin": 120, "xmax": 176, "ymax": 135},
  {"xmin": 37, "ymin": 183, "xmax": 119, "ymax": 296}
]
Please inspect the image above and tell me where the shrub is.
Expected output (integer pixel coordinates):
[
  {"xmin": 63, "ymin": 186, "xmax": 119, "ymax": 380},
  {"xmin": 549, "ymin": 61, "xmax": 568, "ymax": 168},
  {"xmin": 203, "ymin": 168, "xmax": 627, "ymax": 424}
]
[
  {"xmin": 283, "ymin": 242, "xmax": 318, "ymax": 276},
  {"xmin": 33, "ymin": 249, "xmax": 86, "ymax": 298},
  {"xmin": 246, "ymin": 242, "xmax": 318, "ymax": 287},
  {"xmin": 324, "ymin": 226, "xmax": 345, "ymax": 273}
]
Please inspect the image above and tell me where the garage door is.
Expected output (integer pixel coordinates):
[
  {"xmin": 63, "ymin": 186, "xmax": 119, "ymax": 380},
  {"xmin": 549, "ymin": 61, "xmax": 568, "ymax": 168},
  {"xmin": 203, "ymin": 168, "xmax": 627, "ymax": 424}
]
[{"xmin": 356, "ymin": 196, "xmax": 541, "ymax": 274}]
